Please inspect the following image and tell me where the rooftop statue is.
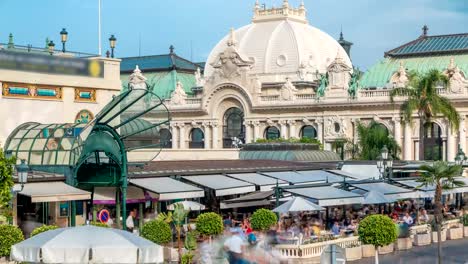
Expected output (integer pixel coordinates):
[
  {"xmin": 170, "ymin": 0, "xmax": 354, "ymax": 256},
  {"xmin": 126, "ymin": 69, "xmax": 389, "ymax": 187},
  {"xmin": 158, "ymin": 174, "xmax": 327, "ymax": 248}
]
[
  {"xmin": 317, "ymin": 72, "xmax": 329, "ymax": 98},
  {"xmin": 348, "ymin": 69, "xmax": 361, "ymax": 98}
]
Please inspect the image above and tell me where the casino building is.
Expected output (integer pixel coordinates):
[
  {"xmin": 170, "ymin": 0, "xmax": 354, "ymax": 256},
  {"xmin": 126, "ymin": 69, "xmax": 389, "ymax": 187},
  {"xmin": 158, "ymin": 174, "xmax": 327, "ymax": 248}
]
[
  {"xmin": 120, "ymin": 1, "xmax": 468, "ymax": 162},
  {"xmin": 0, "ymin": 34, "xmax": 121, "ymax": 146}
]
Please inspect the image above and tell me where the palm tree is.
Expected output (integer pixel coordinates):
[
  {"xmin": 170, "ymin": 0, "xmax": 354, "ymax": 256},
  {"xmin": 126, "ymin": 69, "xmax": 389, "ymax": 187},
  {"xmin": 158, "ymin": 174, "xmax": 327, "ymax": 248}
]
[
  {"xmin": 417, "ymin": 161, "xmax": 464, "ymax": 264},
  {"xmin": 356, "ymin": 121, "xmax": 400, "ymax": 160},
  {"xmin": 390, "ymin": 69, "xmax": 460, "ymax": 161}
]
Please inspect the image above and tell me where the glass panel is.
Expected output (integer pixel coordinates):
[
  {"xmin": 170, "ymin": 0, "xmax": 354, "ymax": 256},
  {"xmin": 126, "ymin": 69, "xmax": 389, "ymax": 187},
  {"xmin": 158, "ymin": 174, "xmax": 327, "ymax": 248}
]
[
  {"xmin": 18, "ymin": 138, "xmax": 35, "ymax": 151},
  {"xmin": 14, "ymin": 129, "xmax": 29, "ymax": 139},
  {"xmin": 7, "ymin": 139, "xmax": 21, "ymax": 151},
  {"xmin": 29, "ymin": 152, "xmax": 42, "ymax": 165},
  {"xmin": 265, "ymin": 127, "xmax": 280, "ymax": 140},
  {"xmin": 42, "ymin": 151, "xmax": 57, "ymax": 165},
  {"xmin": 301, "ymin": 126, "xmax": 317, "ymax": 139},
  {"xmin": 31, "ymin": 139, "xmax": 48, "ymax": 150}
]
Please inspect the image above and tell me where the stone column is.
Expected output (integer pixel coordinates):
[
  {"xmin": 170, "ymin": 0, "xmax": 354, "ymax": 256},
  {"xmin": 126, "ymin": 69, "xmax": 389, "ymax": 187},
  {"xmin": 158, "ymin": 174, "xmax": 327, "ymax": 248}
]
[
  {"xmin": 171, "ymin": 123, "xmax": 178, "ymax": 149},
  {"xmin": 178, "ymin": 123, "xmax": 185, "ymax": 149},
  {"xmin": 393, "ymin": 117, "xmax": 402, "ymax": 158},
  {"xmin": 211, "ymin": 121, "xmax": 219, "ymax": 149},
  {"xmin": 203, "ymin": 122, "xmax": 211, "ymax": 149},
  {"xmin": 316, "ymin": 119, "xmax": 324, "ymax": 143},
  {"xmin": 447, "ymin": 125, "xmax": 456, "ymax": 161},
  {"xmin": 253, "ymin": 121, "xmax": 260, "ymax": 141},
  {"xmin": 279, "ymin": 120, "xmax": 288, "ymax": 139},
  {"xmin": 459, "ymin": 115, "xmax": 466, "ymax": 153},
  {"xmin": 288, "ymin": 120, "xmax": 297, "ymax": 139},
  {"xmin": 403, "ymin": 123, "xmax": 412, "ymax": 160},
  {"xmin": 244, "ymin": 121, "xmax": 252, "ymax": 144}
]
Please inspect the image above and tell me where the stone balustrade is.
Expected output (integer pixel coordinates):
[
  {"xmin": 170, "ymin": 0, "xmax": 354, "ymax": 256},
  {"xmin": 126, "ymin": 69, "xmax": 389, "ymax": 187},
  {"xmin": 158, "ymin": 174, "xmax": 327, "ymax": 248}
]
[
  {"xmin": 274, "ymin": 236, "xmax": 361, "ymax": 259},
  {"xmin": 185, "ymin": 97, "xmax": 202, "ymax": 104},
  {"xmin": 259, "ymin": 95, "xmax": 280, "ymax": 102}
]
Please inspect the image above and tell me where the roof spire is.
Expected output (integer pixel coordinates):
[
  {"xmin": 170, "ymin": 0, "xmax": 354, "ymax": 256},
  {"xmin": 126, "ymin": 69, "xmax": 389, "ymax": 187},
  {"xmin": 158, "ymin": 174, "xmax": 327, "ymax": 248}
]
[
  {"xmin": 283, "ymin": 0, "xmax": 289, "ymax": 8},
  {"xmin": 227, "ymin": 28, "xmax": 237, "ymax": 47},
  {"xmin": 339, "ymin": 26, "xmax": 344, "ymax": 41},
  {"xmin": 7, "ymin": 33, "xmax": 14, "ymax": 49},
  {"xmin": 421, "ymin": 25, "xmax": 429, "ymax": 37},
  {"xmin": 169, "ymin": 45, "xmax": 175, "ymax": 54}
]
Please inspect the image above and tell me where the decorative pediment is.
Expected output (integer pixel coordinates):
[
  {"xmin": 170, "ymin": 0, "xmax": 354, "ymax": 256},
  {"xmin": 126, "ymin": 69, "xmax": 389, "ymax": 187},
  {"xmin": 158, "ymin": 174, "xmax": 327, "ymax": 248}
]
[
  {"xmin": 327, "ymin": 53, "xmax": 352, "ymax": 90},
  {"xmin": 169, "ymin": 81, "xmax": 187, "ymax": 105},
  {"xmin": 128, "ymin": 65, "xmax": 147, "ymax": 89},
  {"xmin": 443, "ymin": 58, "xmax": 468, "ymax": 94},
  {"xmin": 390, "ymin": 62, "xmax": 409, "ymax": 88},
  {"xmin": 327, "ymin": 54, "xmax": 352, "ymax": 73},
  {"xmin": 279, "ymin": 78, "xmax": 298, "ymax": 101},
  {"xmin": 209, "ymin": 29, "xmax": 254, "ymax": 79}
]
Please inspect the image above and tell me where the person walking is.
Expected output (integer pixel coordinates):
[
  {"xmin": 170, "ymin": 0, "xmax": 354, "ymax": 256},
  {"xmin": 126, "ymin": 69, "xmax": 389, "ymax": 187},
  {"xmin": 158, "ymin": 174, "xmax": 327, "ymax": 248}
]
[
  {"xmin": 224, "ymin": 228, "xmax": 247, "ymax": 264},
  {"xmin": 126, "ymin": 208, "xmax": 137, "ymax": 232}
]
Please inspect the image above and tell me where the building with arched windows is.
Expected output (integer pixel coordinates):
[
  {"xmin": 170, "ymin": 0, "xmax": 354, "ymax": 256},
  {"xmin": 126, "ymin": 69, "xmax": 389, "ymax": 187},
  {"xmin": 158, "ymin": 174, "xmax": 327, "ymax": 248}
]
[{"xmin": 122, "ymin": 1, "xmax": 468, "ymax": 162}]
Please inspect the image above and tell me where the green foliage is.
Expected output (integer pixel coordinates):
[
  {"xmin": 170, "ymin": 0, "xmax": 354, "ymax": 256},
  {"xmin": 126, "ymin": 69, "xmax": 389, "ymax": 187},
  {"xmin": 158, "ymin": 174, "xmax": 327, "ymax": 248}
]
[
  {"xmin": 358, "ymin": 215, "xmax": 397, "ymax": 247},
  {"xmin": 196, "ymin": 212, "xmax": 223, "ymax": 236},
  {"xmin": 30, "ymin": 225, "xmax": 59, "ymax": 237},
  {"xmin": 181, "ymin": 252, "xmax": 194, "ymax": 264},
  {"xmin": 462, "ymin": 215, "xmax": 468, "ymax": 227},
  {"xmin": 184, "ymin": 231, "xmax": 197, "ymax": 251},
  {"xmin": 88, "ymin": 221, "xmax": 109, "ymax": 228},
  {"xmin": 250, "ymin": 208, "xmax": 277, "ymax": 231},
  {"xmin": 355, "ymin": 121, "xmax": 400, "ymax": 160},
  {"xmin": 172, "ymin": 203, "xmax": 188, "ymax": 226},
  {"xmin": 255, "ymin": 137, "xmax": 323, "ymax": 150},
  {"xmin": 156, "ymin": 211, "xmax": 173, "ymax": 223},
  {"xmin": 0, "ymin": 224, "xmax": 24, "ymax": 257},
  {"xmin": 0, "ymin": 147, "xmax": 17, "ymax": 210},
  {"xmin": 141, "ymin": 220, "xmax": 172, "ymax": 245}
]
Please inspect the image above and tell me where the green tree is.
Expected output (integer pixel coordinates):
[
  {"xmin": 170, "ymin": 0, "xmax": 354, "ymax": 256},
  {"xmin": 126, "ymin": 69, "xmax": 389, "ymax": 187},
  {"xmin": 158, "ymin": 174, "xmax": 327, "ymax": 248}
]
[
  {"xmin": 0, "ymin": 147, "xmax": 16, "ymax": 213},
  {"xmin": 30, "ymin": 225, "xmax": 59, "ymax": 237},
  {"xmin": 0, "ymin": 224, "xmax": 24, "ymax": 258},
  {"xmin": 358, "ymin": 214, "xmax": 397, "ymax": 264},
  {"xmin": 141, "ymin": 220, "xmax": 172, "ymax": 245},
  {"xmin": 156, "ymin": 204, "xmax": 188, "ymax": 262},
  {"xmin": 417, "ymin": 161, "xmax": 463, "ymax": 264},
  {"xmin": 390, "ymin": 69, "xmax": 459, "ymax": 160},
  {"xmin": 356, "ymin": 122, "xmax": 400, "ymax": 160},
  {"xmin": 196, "ymin": 212, "xmax": 223, "ymax": 237},
  {"xmin": 250, "ymin": 208, "xmax": 277, "ymax": 231}
]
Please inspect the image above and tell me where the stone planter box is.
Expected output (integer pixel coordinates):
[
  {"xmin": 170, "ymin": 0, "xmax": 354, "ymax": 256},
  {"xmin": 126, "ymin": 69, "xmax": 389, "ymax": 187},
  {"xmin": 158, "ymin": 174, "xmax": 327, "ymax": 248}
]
[
  {"xmin": 345, "ymin": 246, "xmax": 362, "ymax": 261},
  {"xmin": 431, "ymin": 230, "xmax": 447, "ymax": 243},
  {"xmin": 464, "ymin": 226, "xmax": 468, "ymax": 237},
  {"xmin": 395, "ymin": 237, "xmax": 413, "ymax": 250},
  {"xmin": 447, "ymin": 227, "xmax": 463, "ymax": 240},
  {"xmin": 361, "ymin": 244, "xmax": 376, "ymax": 258},
  {"xmin": 163, "ymin": 247, "xmax": 179, "ymax": 263},
  {"xmin": 378, "ymin": 243, "xmax": 394, "ymax": 255},
  {"xmin": 0, "ymin": 257, "xmax": 15, "ymax": 264},
  {"xmin": 413, "ymin": 233, "xmax": 431, "ymax": 246}
]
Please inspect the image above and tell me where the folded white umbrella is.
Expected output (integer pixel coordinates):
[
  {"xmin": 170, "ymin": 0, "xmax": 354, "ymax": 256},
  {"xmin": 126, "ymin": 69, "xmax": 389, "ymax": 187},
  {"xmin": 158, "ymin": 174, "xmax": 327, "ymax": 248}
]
[
  {"xmin": 273, "ymin": 196, "xmax": 324, "ymax": 213},
  {"xmin": 362, "ymin": 190, "xmax": 395, "ymax": 204},
  {"xmin": 11, "ymin": 225, "xmax": 163, "ymax": 264},
  {"xmin": 167, "ymin": 200, "xmax": 206, "ymax": 211}
]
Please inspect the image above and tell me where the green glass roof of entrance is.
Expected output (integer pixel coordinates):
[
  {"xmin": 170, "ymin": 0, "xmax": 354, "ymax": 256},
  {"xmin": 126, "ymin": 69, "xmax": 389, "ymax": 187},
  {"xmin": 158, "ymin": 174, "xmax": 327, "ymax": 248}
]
[{"xmin": 386, "ymin": 33, "xmax": 468, "ymax": 57}]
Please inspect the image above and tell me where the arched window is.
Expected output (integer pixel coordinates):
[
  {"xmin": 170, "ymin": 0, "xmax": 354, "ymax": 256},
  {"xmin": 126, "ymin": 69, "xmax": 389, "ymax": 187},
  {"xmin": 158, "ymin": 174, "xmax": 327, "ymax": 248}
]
[
  {"xmin": 189, "ymin": 128, "xmax": 204, "ymax": 149},
  {"xmin": 223, "ymin": 107, "xmax": 245, "ymax": 148},
  {"xmin": 300, "ymin": 126, "xmax": 317, "ymax": 139},
  {"xmin": 265, "ymin": 126, "xmax": 280, "ymax": 140},
  {"xmin": 424, "ymin": 122, "xmax": 443, "ymax": 161},
  {"xmin": 159, "ymin": 128, "xmax": 172, "ymax": 148},
  {"xmin": 75, "ymin": 110, "xmax": 94, "ymax": 124}
]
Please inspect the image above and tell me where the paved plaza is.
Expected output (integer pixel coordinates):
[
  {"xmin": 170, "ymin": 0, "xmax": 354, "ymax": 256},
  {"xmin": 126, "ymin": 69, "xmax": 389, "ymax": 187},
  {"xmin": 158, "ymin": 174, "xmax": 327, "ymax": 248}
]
[{"xmin": 351, "ymin": 239, "xmax": 468, "ymax": 264}]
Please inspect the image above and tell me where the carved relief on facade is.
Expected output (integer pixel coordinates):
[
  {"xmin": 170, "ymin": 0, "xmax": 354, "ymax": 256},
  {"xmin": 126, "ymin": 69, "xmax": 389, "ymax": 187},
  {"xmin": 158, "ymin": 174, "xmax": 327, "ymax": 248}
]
[
  {"xmin": 194, "ymin": 67, "xmax": 205, "ymax": 87},
  {"xmin": 444, "ymin": 58, "xmax": 468, "ymax": 94},
  {"xmin": 208, "ymin": 28, "xmax": 254, "ymax": 82},
  {"xmin": 390, "ymin": 62, "xmax": 409, "ymax": 88},
  {"xmin": 324, "ymin": 115, "xmax": 348, "ymax": 138},
  {"xmin": 297, "ymin": 61, "xmax": 311, "ymax": 81},
  {"xmin": 169, "ymin": 81, "xmax": 187, "ymax": 105},
  {"xmin": 326, "ymin": 53, "xmax": 352, "ymax": 89},
  {"xmin": 128, "ymin": 65, "xmax": 147, "ymax": 89},
  {"xmin": 280, "ymin": 78, "xmax": 298, "ymax": 101}
]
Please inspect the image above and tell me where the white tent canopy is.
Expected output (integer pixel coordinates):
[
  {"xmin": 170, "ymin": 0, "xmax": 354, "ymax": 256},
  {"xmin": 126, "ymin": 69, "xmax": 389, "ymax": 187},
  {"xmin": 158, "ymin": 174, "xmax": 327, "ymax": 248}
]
[
  {"xmin": 273, "ymin": 196, "xmax": 324, "ymax": 213},
  {"xmin": 182, "ymin": 175, "xmax": 255, "ymax": 196},
  {"xmin": 11, "ymin": 225, "xmax": 163, "ymax": 264},
  {"xmin": 341, "ymin": 164, "xmax": 380, "ymax": 180},
  {"xmin": 130, "ymin": 177, "xmax": 204, "ymax": 200},
  {"xmin": 362, "ymin": 190, "xmax": 395, "ymax": 204},
  {"xmin": 350, "ymin": 182, "xmax": 424, "ymax": 200},
  {"xmin": 396, "ymin": 178, "xmax": 468, "ymax": 196},
  {"xmin": 285, "ymin": 186, "xmax": 363, "ymax": 206},
  {"xmin": 226, "ymin": 173, "xmax": 288, "ymax": 192},
  {"xmin": 15, "ymin": 182, "xmax": 90, "ymax": 203}
]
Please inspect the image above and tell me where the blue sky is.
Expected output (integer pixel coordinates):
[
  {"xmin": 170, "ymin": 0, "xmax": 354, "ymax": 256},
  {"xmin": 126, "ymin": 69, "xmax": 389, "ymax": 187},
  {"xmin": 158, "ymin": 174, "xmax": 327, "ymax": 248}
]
[{"xmin": 1, "ymin": 0, "xmax": 467, "ymax": 70}]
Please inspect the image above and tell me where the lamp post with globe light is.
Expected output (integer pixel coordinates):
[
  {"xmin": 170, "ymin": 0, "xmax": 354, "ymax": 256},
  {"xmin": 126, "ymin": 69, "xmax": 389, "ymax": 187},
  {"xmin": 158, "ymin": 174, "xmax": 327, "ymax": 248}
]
[{"xmin": 376, "ymin": 145, "xmax": 393, "ymax": 181}]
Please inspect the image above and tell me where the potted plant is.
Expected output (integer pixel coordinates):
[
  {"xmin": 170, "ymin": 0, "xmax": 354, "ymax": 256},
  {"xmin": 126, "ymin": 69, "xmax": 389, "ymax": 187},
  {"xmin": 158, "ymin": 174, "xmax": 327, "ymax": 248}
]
[
  {"xmin": 413, "ymin": 228, "xmax": 431, "ymax": 246},
  {"xmin": 0, "ymin": 225, "xmax": 24, "ymax": 263},
  {"xmin": 196, "ymin": 212, "xmax": 224, "ymax": 239},
  {"xmin": 250, "ymin": 209, "xmax": 277, "ymax": 232},
  {"xmin": 141, "ymin": 220, "xmax": 173, "ymax": 261},
  {"xmin": 344, "ymin": 242, "xmax": 362, "ymax": 261},
  {"xmin": 447, "ymin": 221, "xmax": 463, "ymax": 240},
  {"xmin": 463, "ymin": 215, "xmax": 468, "ymax": 237},
  {"xmin": 361, "ymin": 244, "xmax": 376, "ymax": 258},
  {"xmin": 430, "ymin": 220, "xmax": 446, "ymax": 243},
  {"xmin": 181, "ymin": 231, "xmax": 197, "ymax": 264},
  {"xmin": 394, "ymin": 223, "xmax": 413, "ymax": 251},
  {"xmin": 358, "ymin": 215, "xmax": 397, "ymax": 264}
]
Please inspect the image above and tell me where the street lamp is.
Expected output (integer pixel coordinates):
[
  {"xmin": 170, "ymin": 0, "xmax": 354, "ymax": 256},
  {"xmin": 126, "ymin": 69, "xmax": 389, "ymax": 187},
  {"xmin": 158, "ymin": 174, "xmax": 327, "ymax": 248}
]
[
  {"xmin": 377, "ymin": 145, "xmax": 393, "ymax": 181},
  {"xmin": 60, "ymin": 28, "xmax": 68, "ymax": 53},
  {"xmin": 48, "ymin": 40, "xmax": 55, "ymax": 55},
  {"xmin": 16, "ymin": 159, "xmax": 29, "ymax": 192},
  {"xmin": 109, "ymin": 35, "xmax": 116, "ymax": 58}
]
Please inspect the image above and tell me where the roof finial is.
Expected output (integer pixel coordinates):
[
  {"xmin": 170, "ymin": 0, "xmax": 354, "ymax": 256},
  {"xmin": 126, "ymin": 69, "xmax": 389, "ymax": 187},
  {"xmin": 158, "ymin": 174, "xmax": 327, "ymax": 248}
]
[
  {"xmin": 169, "ymin": 45, "xmax": 175, "ymax": 54},
  {"xmin": 422, "ymin": 25, "xmax": 429, "ymax": 37},
  {"xmin": 339, "ymin": 25, "xmax": 344, "ymax": 41},
  {"xmin": 7, "ymin": 33, "xmax": 14, "ymax": 49},
  {"xmin": 227, "ymin": 28, "xmax": 237, "ymax": 46},
  {"xmin": 283, "ymin": 0, "xmax": 289, "ymax": 8}
]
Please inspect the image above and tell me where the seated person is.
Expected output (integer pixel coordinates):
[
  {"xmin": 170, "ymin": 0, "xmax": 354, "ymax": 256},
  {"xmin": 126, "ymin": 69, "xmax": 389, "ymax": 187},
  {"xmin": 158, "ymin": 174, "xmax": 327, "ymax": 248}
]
[
  {"xmin": 402, "ymin": 212, "xmax": 414, "ymax": 226},
  {"xmin": 419, "ymin": 209, "xmax": 430, "ymax": 223},
  {"xmin": 331, "ymin": 221, "xmax": 340, "ymax": 236}
]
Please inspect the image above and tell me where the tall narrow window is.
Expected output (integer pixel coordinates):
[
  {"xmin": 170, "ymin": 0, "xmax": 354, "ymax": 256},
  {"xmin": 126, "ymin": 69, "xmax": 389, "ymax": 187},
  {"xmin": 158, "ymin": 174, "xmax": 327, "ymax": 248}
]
[{"xmin": 189, "ymin": 128, "xmax": 204, "ymax": 149}]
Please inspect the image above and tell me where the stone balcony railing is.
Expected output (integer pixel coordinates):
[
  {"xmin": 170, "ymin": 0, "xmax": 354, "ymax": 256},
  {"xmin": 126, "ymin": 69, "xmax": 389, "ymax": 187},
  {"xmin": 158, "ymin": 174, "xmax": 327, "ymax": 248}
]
[{"xmin": 274, "ymin": 236, "xmax": 361, "ymax": 259}]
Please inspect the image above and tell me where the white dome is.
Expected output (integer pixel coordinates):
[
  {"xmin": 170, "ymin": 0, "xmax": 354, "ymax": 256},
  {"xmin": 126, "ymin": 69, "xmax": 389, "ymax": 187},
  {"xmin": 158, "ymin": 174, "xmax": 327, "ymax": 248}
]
[{"xmin": 204, "ymin": 15, "xmax": 352, "ymax": 80}]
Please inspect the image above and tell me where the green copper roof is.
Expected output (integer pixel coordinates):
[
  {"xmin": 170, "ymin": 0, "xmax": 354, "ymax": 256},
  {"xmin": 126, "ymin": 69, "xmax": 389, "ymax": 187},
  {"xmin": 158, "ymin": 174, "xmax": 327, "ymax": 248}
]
[
  {"xmin": 240, "ymin": 150, "xmax": 341, "ymax": 162},
  {"xmin": 361, "ymin": 54, "xmax": 468, "ymax": 88},
  {"xmin": 386, "ymin": 33, "xmax": 468, "ymax": 57},
  {"xmin": 122, "ymin": 70, "xmax": 195, "ymax": 99},
  {"xmin": 120, "ymin": 53, "xmax": 201, "ymax": 73}
]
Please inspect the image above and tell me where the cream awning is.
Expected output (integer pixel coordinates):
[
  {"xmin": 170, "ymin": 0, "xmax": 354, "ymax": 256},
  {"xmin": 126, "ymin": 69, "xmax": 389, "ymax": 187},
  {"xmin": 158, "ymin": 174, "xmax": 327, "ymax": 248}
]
[
  {"xmin": 93, "ymin": 186, "xmax": 158, "ymax": 204},
  {"xmin": 16, "ymin": 182, "xmax": 90, "ymax": 203},
  {"xmin": 130, "ymin": 177, "xmax": 204, "ymax": 200}
]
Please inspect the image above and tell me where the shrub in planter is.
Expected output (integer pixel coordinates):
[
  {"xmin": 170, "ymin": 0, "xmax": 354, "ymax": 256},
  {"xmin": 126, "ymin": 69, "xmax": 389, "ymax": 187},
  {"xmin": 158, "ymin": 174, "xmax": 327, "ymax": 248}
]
[
  {"xmin": 196, "ymin": 212, "xmax": 223, "ymax": 237},
  {"xmin": 181, "ymin": 252, "xmax": 194, "ymax": 264},
  {"xmin": 413, "ymin": 231, "xmax": 431, "ymax": 246},
  {"xmin": 358, "ymin": 215, "xmax": 397, "ymax": 263},
  {"xmin": 394, "ymin": 223, "xmax": 412, "ymax": 251},
  {"xmin": 30, "ymin": 225, "xmax": 59, "ymax": 237},
  {"xmin": 361, "ymin": 244, "xmax": 375, "ymax": 258},
  {"xmin": 0, "ymin": 225, "xmax": 24, "ymax": 257},
  {"xmin": 462, "ymin": 215, "xmax": 468, "ymax": 237},
  {"xmin": 447, "ymin": 226, "xmax": 463, "ymax": 240},
  {"xmin": 84, "ymin": 221, "xmax": 109, "ymax": 228},
  {"xmin": 344, "ymin": 242, "xmax": 362, "ymax": 261},
  {"xmin": 141, "ymin": 220, "xmax": 172, "ymax": 245},
  {"xmin": 250, "ymin": 209, "xmax": 277, "ymax": 231}
]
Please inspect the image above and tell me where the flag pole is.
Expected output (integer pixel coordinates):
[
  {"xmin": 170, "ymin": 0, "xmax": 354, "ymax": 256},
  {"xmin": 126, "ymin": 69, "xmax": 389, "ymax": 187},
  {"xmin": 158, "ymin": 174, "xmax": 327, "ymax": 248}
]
[{"xmin": 98, "ymin": 0, "xmax": 102, "ymax": 56}]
